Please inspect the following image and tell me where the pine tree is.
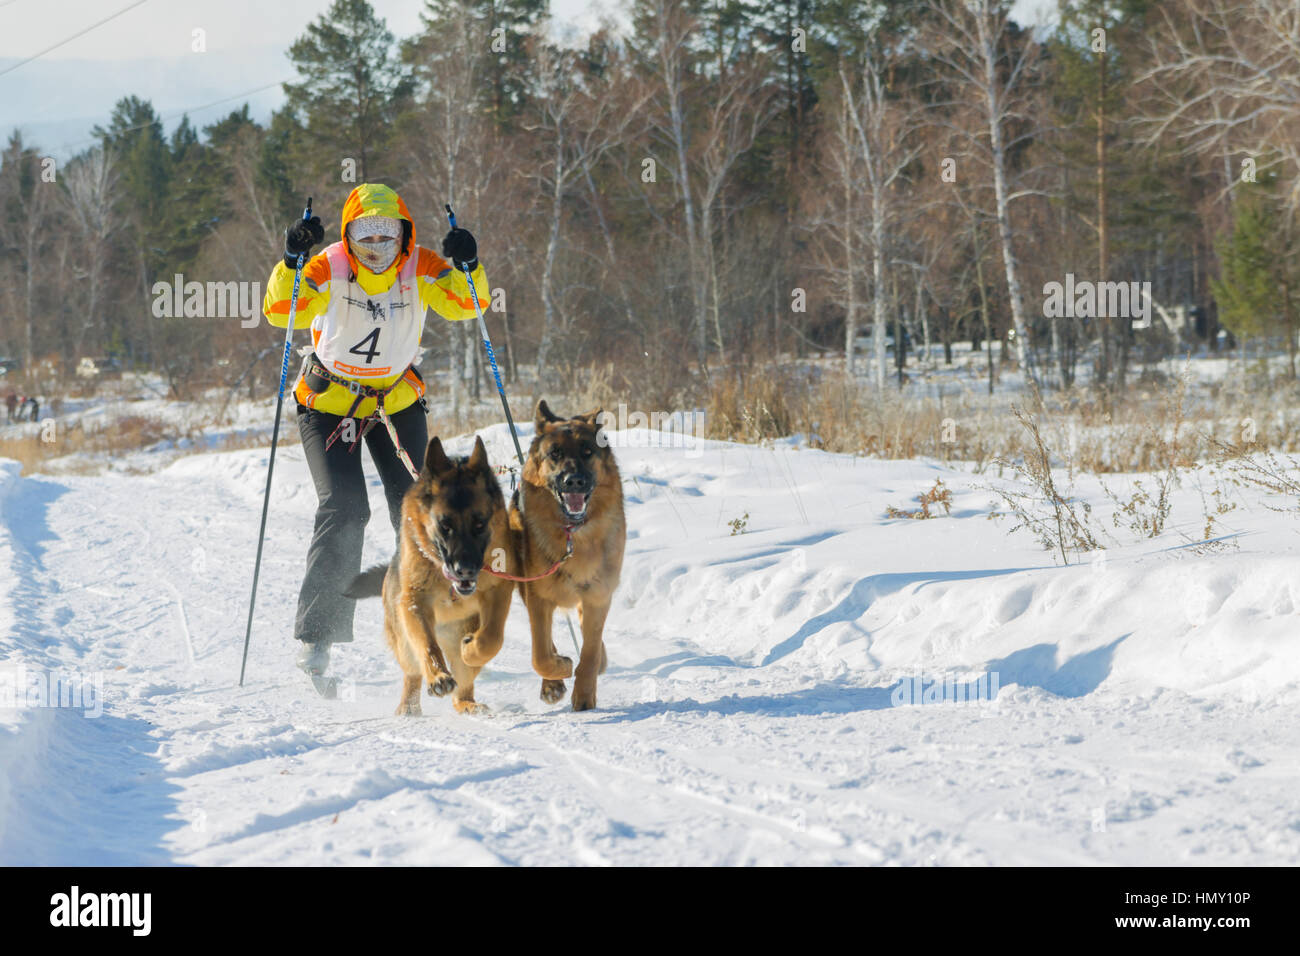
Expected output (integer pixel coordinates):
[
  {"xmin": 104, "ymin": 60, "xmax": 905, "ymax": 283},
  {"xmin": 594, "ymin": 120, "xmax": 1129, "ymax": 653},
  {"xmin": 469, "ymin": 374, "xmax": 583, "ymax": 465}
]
[
  {"xmin": 407, "ymin": 0, "xmax": 545, "ymax": 126},
  {"xmin": 283, "ymin": 0, "xmax": 413, "ymax": 182},
  {"xmin": 166, "ymin": 115, "xmax": 225, "ymax": 275},
  {"xmin": 1211, "ymin": 184, "xmax": 1300, "ymax": 378},
  {"xmin": 1048, "ymin": 0, "xmax": 1162, "ymax": 389},
  {"xmin": 92, "ymin": 96, "xmax": 171, "ymax": 278}
]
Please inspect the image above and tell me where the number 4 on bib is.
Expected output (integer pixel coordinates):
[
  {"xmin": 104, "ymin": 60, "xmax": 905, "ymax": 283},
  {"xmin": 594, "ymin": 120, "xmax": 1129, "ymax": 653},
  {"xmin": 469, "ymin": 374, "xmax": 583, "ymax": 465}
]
[{"xmin": 349, "ymin": 328, "xmax": 381, "ymax": 364}]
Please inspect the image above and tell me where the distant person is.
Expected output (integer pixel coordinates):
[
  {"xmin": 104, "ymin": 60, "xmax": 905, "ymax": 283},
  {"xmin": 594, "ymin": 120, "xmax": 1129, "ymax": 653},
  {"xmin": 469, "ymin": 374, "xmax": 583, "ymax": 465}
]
[
  {"xmin": 25, "ymin": 397, "xmax": 38, "ymax": 421},
  {"xmin": 4, "ymin": 392, "xmax": 15, "ymax": 423}
]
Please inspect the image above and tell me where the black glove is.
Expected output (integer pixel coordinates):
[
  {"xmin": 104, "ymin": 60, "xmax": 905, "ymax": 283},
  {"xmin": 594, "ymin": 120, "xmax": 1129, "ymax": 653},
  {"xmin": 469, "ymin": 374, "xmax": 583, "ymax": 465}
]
[
  {"xmin": 284, "ymin": 215, "xmax": 324, "ymax": 269},
  {"xmin": 441, "ymin": 227, "xmax": 478, "ymax": 272}
]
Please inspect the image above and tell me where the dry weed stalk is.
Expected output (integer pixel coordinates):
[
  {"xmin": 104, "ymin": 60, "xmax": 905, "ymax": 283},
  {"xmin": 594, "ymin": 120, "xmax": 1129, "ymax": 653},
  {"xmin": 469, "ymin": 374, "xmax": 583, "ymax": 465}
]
[
  {"xmin": 988, "ymin": 405, "xmax": 1102, "ymax": 564},
  {"xmin": 886, "ymin": 478, "xmax": 953, "ymax": 519}
]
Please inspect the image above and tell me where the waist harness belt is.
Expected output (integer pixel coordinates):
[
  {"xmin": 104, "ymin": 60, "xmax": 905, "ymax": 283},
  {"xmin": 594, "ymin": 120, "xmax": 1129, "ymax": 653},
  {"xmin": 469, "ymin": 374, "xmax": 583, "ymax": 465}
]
[{"xmin": 305, "ymin": 355, "xmax": 422, "ymax": 479}]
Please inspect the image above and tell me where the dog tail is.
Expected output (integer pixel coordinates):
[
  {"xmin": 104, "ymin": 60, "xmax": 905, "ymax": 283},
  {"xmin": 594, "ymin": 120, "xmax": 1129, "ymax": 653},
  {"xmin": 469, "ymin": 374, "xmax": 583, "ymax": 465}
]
[{"xmin": 343, "ymin": 563, "xmax": 389, "ymax": 600}]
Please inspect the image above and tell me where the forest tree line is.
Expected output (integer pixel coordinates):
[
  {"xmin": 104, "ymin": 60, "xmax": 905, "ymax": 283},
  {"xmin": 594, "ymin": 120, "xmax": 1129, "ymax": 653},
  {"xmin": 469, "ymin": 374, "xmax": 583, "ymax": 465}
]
[{"xmin": 2, "ymin": 0, "xmax": 1299, "ymax": 405}]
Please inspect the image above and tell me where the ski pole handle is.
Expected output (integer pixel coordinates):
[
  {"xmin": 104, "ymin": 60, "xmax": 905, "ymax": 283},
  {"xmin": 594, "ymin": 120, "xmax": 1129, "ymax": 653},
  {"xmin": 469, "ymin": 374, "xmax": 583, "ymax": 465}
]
[{"xmin": 276, "ymin": 197, "xmax": 313, "ymax": 395}]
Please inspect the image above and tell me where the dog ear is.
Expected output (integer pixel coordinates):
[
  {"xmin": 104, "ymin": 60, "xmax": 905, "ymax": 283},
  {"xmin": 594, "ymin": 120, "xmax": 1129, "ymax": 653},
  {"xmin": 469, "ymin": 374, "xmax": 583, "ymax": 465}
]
[
  {"xmin": 577, "ymin": 407, "xmax": 603, "ymax": 426},
  {"xmin": 467, "ymin": 435, "xmax": 489, "ymax": 473},
  {"xmin": 535, "ymin": 399, "xmax": 560, "ymax": 430},
  {"xmin": 423, "ymin": 437, "xmax": 453, "ymax": 477}
]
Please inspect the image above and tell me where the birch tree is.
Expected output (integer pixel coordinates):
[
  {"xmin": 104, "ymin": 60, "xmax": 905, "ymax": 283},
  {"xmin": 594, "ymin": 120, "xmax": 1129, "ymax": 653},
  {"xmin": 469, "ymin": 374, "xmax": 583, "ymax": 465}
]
[
  {"xmin": 404, "ymin": 5, "xmax": 513, "ymax": 413},
  {"xmin": 527, "ymin": 39, "xmax": 649, "ymax": 395},
  {"xmin": 632, "ymin": 0, "xmax": 775, "ymax": 373},
  {"xmin": 839, "ymin": 53, "xmax": 921, "ymax": 388},
  {"xmin": 62, "ymin": 146, "xmax": 121, "ymax": 359},
  {"xmin": 925, "ymin": 0, "xmax": 1045, "ymax": 386}
]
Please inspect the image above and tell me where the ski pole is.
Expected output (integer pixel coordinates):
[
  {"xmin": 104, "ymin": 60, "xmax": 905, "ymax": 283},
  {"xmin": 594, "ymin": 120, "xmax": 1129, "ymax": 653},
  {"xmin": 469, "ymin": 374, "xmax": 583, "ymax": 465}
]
[
  {"xmin": 240, "ymin": 197, "xmax": 312, "ymax": 687},
  {"xmin": 445, "ymin": 204, "xmax": 525, "ymax": 470},
  {"xmin": 445, "ymin": 203, "xmax": 579, "ymax": 657}
]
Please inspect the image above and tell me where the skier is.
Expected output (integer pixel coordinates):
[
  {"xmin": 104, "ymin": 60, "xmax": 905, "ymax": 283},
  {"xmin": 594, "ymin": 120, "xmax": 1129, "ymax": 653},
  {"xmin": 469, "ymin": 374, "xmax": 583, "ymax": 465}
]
[{"xmin": 263, "ymin": 183, "xmax": 488, "ymax": 682}]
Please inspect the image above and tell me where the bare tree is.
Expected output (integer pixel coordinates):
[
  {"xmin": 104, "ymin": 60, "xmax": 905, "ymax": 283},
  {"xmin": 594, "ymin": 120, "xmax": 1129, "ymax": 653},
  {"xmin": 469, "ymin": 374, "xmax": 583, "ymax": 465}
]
[
  {"xmin": 526, "ymin": 38, "xmax": 649, "ymax": 396},
  {"xmin": 926, "ymin": 0, "xmax": 1045, "ymax": 386},
  {"xmin": 1136, "ymin": 0, "xmax": 1300, "ymax": 214},
  {"xmin": 636, "ymin": 0, "xmax": 704, "ymax": 368},
  {"xmin": 634, "ymin": 0, "xmax": 775, "ymax": 373},
  {"xmin": 807, "ymin": 86, "xmax": 864, "ymax": 376},
  {"xmin": 696, "ymin": 58, "xmax": 777, "ymax": 365},
  {"xmin": 2, "ymin": 139, "xmax": 55, "ymax": 373},
  {"xmin": 838, "ymin": 54, "xmax": 922, "ymax": 388},
  {"xmin": 227, "ymin": 128, "xmax": 284, "ymax": 259},
  {"xmin": 403, "ymin": 8, "xmax": 509, "ymax": 416},
  {"xmin": 62, "ymin": 146, "xmax": 121, "ymax": 360}
]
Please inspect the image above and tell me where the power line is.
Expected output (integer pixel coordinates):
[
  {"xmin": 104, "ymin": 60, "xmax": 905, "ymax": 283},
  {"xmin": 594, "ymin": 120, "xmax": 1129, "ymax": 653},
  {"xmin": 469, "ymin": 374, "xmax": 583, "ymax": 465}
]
[
  {"xmin": 0, "ymin": 0, "xmax": 150, "ymax": 78},
  {"xmin": 54, "ymin": 78, "xmax": 289, "ymax": 155}
]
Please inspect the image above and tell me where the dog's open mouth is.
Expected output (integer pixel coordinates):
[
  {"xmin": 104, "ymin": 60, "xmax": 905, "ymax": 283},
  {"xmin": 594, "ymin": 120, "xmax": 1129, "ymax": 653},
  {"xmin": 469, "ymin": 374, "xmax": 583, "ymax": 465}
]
[
  {"xmin": 443, "ymin": 566, "xmax": 478, "ymax": 596},
  {"xmin": 557, "ymin": 490, "xmax": 591, "ymax": 522}
]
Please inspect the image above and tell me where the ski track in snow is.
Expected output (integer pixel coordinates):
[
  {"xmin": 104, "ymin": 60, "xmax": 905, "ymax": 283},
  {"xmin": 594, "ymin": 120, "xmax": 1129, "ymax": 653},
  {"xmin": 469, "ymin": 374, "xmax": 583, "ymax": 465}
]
[{"xmin": 1, "ymin": 427, "xmax": 1299, "ymax": 866}]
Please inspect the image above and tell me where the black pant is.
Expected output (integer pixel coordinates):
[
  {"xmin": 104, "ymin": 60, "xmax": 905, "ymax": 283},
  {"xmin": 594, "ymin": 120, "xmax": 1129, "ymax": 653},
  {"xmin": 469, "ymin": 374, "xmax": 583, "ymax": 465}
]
[{"xmin": 294, "ymin": 401, "xmax": 428, "ymax": 645}]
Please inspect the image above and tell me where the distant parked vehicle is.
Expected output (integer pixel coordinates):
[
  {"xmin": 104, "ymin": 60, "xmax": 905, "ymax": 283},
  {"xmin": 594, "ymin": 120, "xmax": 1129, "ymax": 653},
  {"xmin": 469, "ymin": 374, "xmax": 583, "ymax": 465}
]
[
  {"xmin": 853, "ymin": 325, "xmax": 913, "ymax": 355},
  {"xmin": 75, "ymin": 356, "xmax": 123, "ymax": 379}
]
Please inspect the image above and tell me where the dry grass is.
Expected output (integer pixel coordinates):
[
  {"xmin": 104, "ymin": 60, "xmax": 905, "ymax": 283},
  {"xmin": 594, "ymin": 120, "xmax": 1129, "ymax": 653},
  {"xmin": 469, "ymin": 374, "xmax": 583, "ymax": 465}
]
[
  {"xmin": 987, "ymin": 406, "xmax": 1103, "ymax": 564},
  {"xmin": 886, "ymin": 479, "xmax": 953, "ymax": 519},
  {"xmin": 1211, "ymin": 443, "xmax": 1300, "ymax": 513},
  {"xmin": 8, "ymin": 357, "xmax": 1300, "ymax": 494},
  {"xmin": 0, "ymin": 414, "xmax": 301, "ymax": 476},
  {"xmin": 697, "ymin": 363, "xmax": 1300, "ymax": 475}
]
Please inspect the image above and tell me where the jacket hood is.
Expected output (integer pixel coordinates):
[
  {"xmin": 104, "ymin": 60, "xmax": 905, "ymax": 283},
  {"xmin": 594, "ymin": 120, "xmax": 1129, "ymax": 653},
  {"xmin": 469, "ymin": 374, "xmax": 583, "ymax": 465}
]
[{"xmin": 339, "ymin": 183, "xmax": 415, "ymax": 276}]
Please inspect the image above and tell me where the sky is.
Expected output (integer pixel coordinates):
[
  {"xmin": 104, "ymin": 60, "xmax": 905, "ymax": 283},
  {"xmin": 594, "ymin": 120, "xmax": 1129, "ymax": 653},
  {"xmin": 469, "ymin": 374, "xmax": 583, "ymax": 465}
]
[{"xmin": 0, "ymin": 0, "xmax": 1055, "ymax": 160}]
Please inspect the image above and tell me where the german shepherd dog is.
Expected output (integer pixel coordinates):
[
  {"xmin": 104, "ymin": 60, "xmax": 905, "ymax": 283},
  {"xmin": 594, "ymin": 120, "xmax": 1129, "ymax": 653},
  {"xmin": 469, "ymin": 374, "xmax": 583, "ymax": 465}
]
[
  {"xmin": 510, "ymin": 401, "xmax": 626, "ymax": 711},
  {"xmin": 345, "ymin": 436, "xmax": 515, "ymax": 716}
]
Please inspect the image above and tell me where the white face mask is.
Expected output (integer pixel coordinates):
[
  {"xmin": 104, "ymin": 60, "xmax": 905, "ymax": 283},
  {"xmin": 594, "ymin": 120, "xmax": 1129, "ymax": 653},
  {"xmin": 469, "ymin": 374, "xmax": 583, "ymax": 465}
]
[{"xmin": 350, "ymin": 236, "xmax": 399, "ymax": 274}]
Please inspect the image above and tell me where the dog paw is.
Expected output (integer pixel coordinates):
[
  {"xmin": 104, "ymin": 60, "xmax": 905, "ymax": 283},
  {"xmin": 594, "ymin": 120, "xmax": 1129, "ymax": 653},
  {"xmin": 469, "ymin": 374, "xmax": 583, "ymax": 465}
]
[
  {"xmin": 454, "ymin": 699, "xmax": 489, "ymax": 715},
  {"xmin": 535, "ymin": 654, "xmax": 573, "ymax": 680},
  {"xmin": 428, "ymin": 674, "xmax": 458, "ymax": 697},
  {"xmin": 540, "ymin": 679, "xmax": 567, "ymax": 704},
  {"xmin": 395, "ymin": 700, "xmax": 422, "ymax": 717},
  {"xmin": 571, "ymin": 688, "xmax": 597, "ymax": 712}
]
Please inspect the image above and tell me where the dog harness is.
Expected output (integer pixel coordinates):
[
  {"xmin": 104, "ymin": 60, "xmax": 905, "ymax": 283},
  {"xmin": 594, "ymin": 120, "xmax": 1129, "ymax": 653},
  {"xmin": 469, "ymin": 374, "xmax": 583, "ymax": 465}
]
[{"xmin": 481, "ymin": 522, "xmax": 578, "ymax": 583}]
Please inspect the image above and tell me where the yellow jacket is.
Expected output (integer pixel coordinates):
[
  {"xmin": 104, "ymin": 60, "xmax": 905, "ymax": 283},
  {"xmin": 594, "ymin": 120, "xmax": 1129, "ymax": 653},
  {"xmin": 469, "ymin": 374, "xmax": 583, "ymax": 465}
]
[{"xmin": 263, "ymin": 183, "xmax": 488, "ymax": 416}]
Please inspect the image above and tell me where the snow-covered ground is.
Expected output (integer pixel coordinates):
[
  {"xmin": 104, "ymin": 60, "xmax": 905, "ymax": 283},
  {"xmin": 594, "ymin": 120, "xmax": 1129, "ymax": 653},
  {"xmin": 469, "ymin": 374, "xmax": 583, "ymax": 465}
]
[{"xmin": 1, "ymin": 419, "xmax": 1298, "ymax": 865}]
